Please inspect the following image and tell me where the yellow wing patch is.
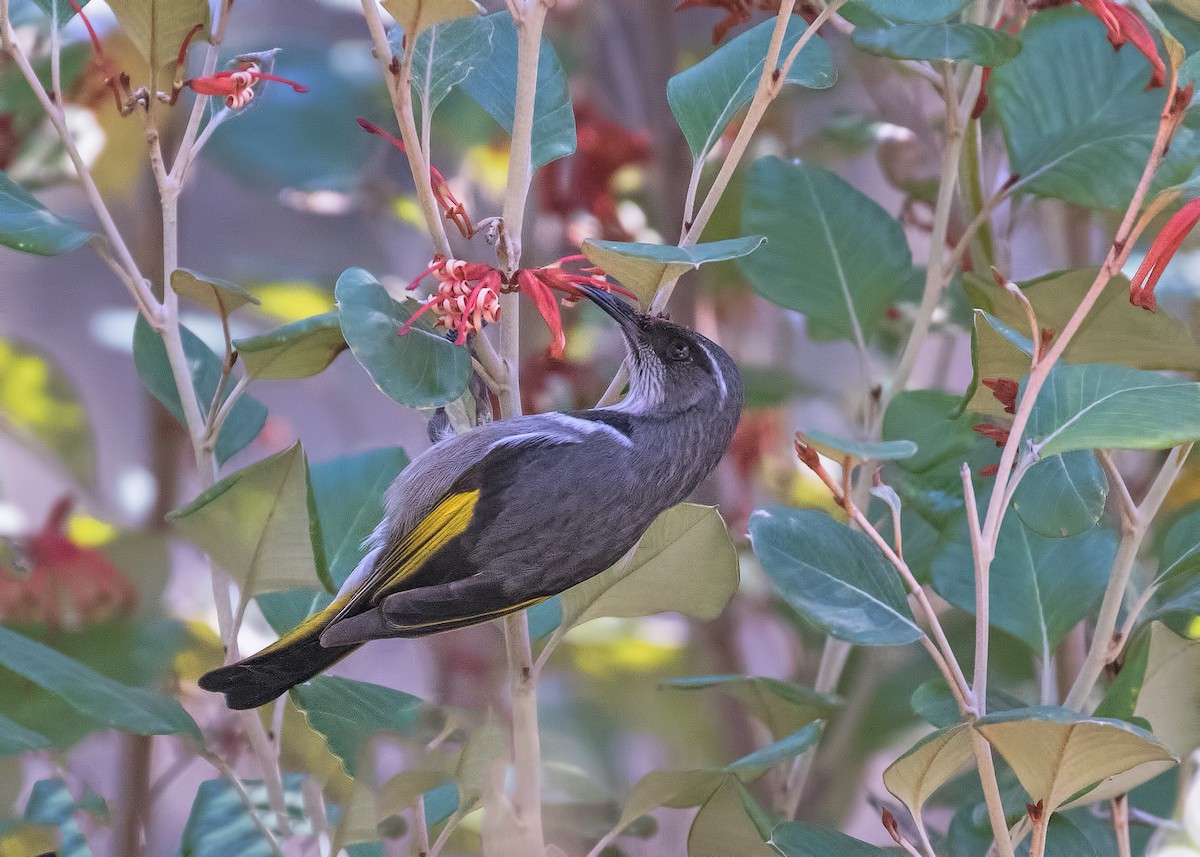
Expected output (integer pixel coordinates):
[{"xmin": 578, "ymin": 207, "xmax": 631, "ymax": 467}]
[{"xmin": 372, "ymin": 488, "xmax": 480, "ymax": 602}]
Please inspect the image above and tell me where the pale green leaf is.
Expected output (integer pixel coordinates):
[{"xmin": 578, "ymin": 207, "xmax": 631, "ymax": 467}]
[
  {"xmin": 381, "ymin": 0, "xmax": 482, "ymax": 34},
  {"xmin": 1011, "ymin": 451, "xmax": 1108, "ymax": 539},
  {"xmin": 975, "ymin": 706, "xmax": 1177, "ymax": 813},
  {"xmin": 409, "ymin": 13, "xmax": 494, "ymax": 118},
  {"xmin": 662, "ymin": 675, "xmax": 841, "ymax": 740},
  {"xmin": 883, "ymin": 724, "xmax": 974, "ymax": 822},
  {"xmin": 847, "ymin": 0, "xmax": 971, "ymax": 23},
  {"xmin": 581, "ymin": 236, "xmax": 765, "ymax": 306},
  {"xmin": 801, "ymin": 429, "xmax": 918, "ymax": 463},
  {"xmin": 105, "ymin": 0, "xmax": 211, "ymax": 68},
  {"xmin": 556, "ymin": 503, "xmax": 738, "ymax": 632},
  {"xmin": 168, "ymin": 442, "xmax": 331, "ymax": 599},
  {"xmin": 171, "ymin": 268, "xmax": 260, "ymax": 315},
  {"xmin": 770, "ymin": 822, "xmax": 896, "ymax": 855},
  {"xmin": 852, "ymin": 23, "xmax": 1021, "ymax": 65},
  {"xmin": 234, "ymin": 313, "xmax": 347, "ymax": 381},
  {"xmin": 0, "ymin": 713, "xmax": 50, "ymax": 757},
  {"xmin": 687, "ymin": 777, "xmax": 776, "ymax": 857}
]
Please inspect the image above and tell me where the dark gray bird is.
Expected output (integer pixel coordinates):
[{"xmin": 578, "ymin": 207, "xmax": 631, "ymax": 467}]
[{"xmin": 199, "ymin": 286, "xmax": 743, "ymax": 709}]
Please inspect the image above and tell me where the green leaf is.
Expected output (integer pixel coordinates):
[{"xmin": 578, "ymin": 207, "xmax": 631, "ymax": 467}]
[
  {"xmin": 554, "ymin": 503, "xmax": 738, "ymax": 633},
  {"xmin": 290, "ymin": 676, "xmax": 425, "ymax": 776},
  {"xmin": 169, "ymin": 442, "xmax": 332, "ymax": 598},
  {"xmin": 1156, "ymin": 503, "xmax": 1200, "ymax": 586},
  {"xmin": 409, "ymin": 12, "xmax": 495, "ymax": 119},
  {"xmin": 581, "ymin": 236, "xmax": 766, "ymax": 306},
  {"xmin": 1011, "ymin": 451, "xmax": 1108, "ymax": 539},
  {"xmin": 852, "ymin": 23, "xmax": 1021, "ymax": 65},
  {"xmin": 181, "ymin": 777, "xmax": 306, "ymax": 857},
  {"xmin": 662, "ymin": 675, "xmax": 841, "ymax": 740},
  {"xmin": 975, "ymin": 706, "xmax": 1177, "ymax": 813},
  {"xmin": 959, "ymin": 310, "xmax": 1034, "ymax": 418},
  {"xmin": 170, "ymin": 268, "xmax": 260, "ymax": 315},
  {"xmin": 770, "ymin": 822, "xmax": 897, "ymax": 856},
  {"xmin": 688, "ymin": 777, "xmax": 776, "ymax": 857},
  {"xmin": 104, "ymin": 0, "xmax": 211, "ymax": 68},
  {"xmin": 256, "ymin": 588, "xmax": 331, "ymax": 637},
  {"xmin": 0, "ymin": 625, "xmax": 201, "ymax": 741},
  {"xmin": 933, "ymin": 514, "xmax": 1115, "ymax": 664},
  {"xmin": 0, "ymin": 336, "xmax": 96, "ymax": 487},
  {"xmin": 883, "ymin": 724, "xmax": 974, "ymax": 825},
  {"xmin": 1027, "ymin": 364, "xmax": 1200, "ymax": 457},
  {"xmin": 667, "ymin": 17, "xmax": 835, "ymax": 161},
  {"xmin": 970, "ymin": 269, "xmax": 1200, "ymax": 374},
  {"xmin": 910, "ymin": 678, "xmax": 1026, "ymax": 728},
  {"xmin": 459, "ymin": 13, "xmax": 575, "ymax": 169},
  {"xmin": 740, "ymin": 156, "xmax": 918, "ymax": 345},
  {"xmin": 234, "ymin": 313, "xmax": 348, "ymax": 381},
  {"xmin": 310, "ymin": 446, "xmax": 408, "ymax": 589},
  {"xmin": 800, "ymin": 429, "xmax": 918, "ymax": 463},
  {"xmin": 0, "ymin": 172, "xmax": 91, "ymax": 256},
  {"xmin": 381, "ymin": 0, "xmax": 482, "ymax": 34},
  {"xmin": 1097, "ymin": 622, "xmax": 1200, "ymax": 758},
  {"xmin": 23, "ymin": 778, "xmax": 105, "ymax": 857},
  {"xmin": 741, "ymin": 365, "xmax": 809, "ymax": 409},
  {"xmin": 725, "ymin": 723, "xmax": 823, "ymax": 780},
  {"xmin": 992, "ymin": 8, "xmax": 1193, "ymax": 209},
  {"xmin": 335, "ymin": 267, "xmax": 471, "ymax": 409},
  {"xmin": 750, "ymin": 506, "xmax": 924, "ymax": 646},
  {"xmin": 847, "ymin": 0, "xmax": 971, "ymax": 23},
  {"xmin": 132, "ymin": 315, "xmax": 267, "ymax": 464},
  {"xmin": 0, "ymin": 713, "xmax": 50, "ymax": 757}
]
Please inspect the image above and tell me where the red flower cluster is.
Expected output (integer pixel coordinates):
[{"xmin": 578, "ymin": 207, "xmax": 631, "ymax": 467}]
[
  {"xmin": 1077, "ymin": 0, "xmax": 1165, "ymax": 89},
  {"xmin": 400, "ymin": 255, "xmax": 630, "ymax": 359},
  {"xmin": 1130, "ymin": 197, "xmax": 1200, "ymax": 311},
  {"xmin": 186, "ymin": 61, "xmax": 308, "ymax": 109},
  {"xmin": 982, "ymin": 377, "xmax": 1018, "ymax": 414},
  {"xmin": 0, "ymin": 499, "xmax": 136, "ymax": 628}
]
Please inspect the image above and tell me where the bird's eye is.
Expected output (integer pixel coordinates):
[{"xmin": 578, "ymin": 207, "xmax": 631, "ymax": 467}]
[{"xmin": 668, "ymin": 340, "xmax": 690, "ymax": 361}]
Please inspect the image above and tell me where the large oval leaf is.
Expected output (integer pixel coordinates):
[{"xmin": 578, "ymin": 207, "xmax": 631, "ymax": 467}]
[
  {"xmin": 168, "ymin": 442, "xmax": 332, "ymax": 598},
  {"xmin": 0, "ymin": 713, "xmax": 51, "ymax": 757},
  {"xmin": 749, "ymin": 506, "xmax": 924, "ymax": 646},
  {"xmin": 975, "ymin": 706, "xmax": 1177, "ymax": 813},
  {"xmin": 667, "ymin": 17, "xmax": 834, "ymax": 161},
  {"xmin": 409, "ymin": 11, "xmax": 495, "ymax": 118},
  {"xmin": 991, "ymin": 7, "xmax": 1193, "ymax": 209},
  {"xmin": 933, "ymin": 513, "xmax": 1115, "ymax": 663},
  {"xmin": 662, "ymin": 675, "xmax": 841, "ymax": 741},
  {"xmin": 1027, "ymin": 364, "xmax": 1200, "ymax": 457},
  {"xmin": 335, "ymin": 267, "xmax": 471, "ymax": 409},
  {"xmin": 104, "ymin": 0, "xmax": 210, "ymax": 68},
  {"xmin": 846, "ymin": 0, "xmax": 971, "ymax": 23},
  {"xmin": 770, "ymin": 822, "xmax": 894, "ymax": 856},
  {"xmin": 1156, "ymin": 503, "xmax": 1200, "ymax": 586},
  {"xmin": 381, "ymin": 0, "xmax": 482, "ymax": 35},
  {"xmin": 739, "ymin": 157, "xmax": 918, "ymax": 345}
]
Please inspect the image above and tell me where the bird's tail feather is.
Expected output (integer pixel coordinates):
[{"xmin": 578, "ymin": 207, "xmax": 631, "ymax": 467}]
[{"xmin": 198, "ymin": 598, "xmax": 358, "ymax": 710}]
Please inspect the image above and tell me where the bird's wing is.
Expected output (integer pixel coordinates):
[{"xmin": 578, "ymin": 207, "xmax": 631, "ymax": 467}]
[{"xmin": 323, "ymin": 429, "xmax": 580, "ymax": 632}]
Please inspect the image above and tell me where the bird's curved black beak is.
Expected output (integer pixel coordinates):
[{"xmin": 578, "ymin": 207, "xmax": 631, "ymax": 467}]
[{"xmin": 578, "ymin": 284, "xmax": 640, "ymax": 341}]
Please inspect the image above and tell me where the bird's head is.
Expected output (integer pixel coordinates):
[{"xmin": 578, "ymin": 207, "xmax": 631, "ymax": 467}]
[{"xmin": 581, "ymin": 285, "xmax": 742, "ymax": 417}]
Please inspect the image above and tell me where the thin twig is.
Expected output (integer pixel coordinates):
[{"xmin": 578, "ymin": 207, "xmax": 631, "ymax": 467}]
[
  {"xmin": 1113, "ymin": 795, "xmax": 1132, "ymax": 857},
  {"xmin": 962, "ymin": 464, "xmax": 990, "ymax": 712},
  {"xmin": 780, "ymin": 638, "xmax": 849, "ymax": 817},
  {"xmin": 1097, "ymin": 451, "xmax": 1139, "ymax": 527}
]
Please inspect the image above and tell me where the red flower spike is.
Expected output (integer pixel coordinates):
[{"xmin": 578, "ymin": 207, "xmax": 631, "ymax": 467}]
[
  {"xmin": 1077, "ymin": 0, "xmax": 1165, "ymax": 89},
  {"xmin": 518, "ymin": 269, "xmax": 568, "ymax": 358},
  {"xmin": 982, "ymin": 377, "xmax": 1018, "ymax": 414},
  {"xmin": 973, "ymin": 423, "xmax": 1011, "ymax": 447},
  {"xmin": 1130, "ymin": 197, "xmax": 1200, "ymax": 311}
]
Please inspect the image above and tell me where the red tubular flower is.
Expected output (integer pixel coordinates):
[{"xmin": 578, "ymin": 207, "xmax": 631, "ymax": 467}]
[
  {"xmin": 1077, "ymin": 0, "xmax": 1165, "ymax": 89},
  {"xmin": 982, "ymin": 377, "xmax": 1018, "ymax": 414},
  {"xmin": 187, "ymin": 62, "xmax": 308, "ymax": 108},
  {"xmin": 973, "ymin": 423, "xmax": 1011, "ymax": 447},
  {"xmin": 1130, "ymin": 197, "xmax": 1200, "ymax": 311},
  {"xmin": 356, "ymin": 118, "xmax": 475, "ymax": 239}
]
